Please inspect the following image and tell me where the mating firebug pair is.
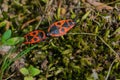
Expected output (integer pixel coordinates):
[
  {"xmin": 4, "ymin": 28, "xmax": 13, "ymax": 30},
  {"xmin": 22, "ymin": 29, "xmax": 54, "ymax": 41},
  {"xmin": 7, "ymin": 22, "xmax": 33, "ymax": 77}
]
[{"xmin": 24, "ymin": 19, "xmax": 76, "ymax": 44}]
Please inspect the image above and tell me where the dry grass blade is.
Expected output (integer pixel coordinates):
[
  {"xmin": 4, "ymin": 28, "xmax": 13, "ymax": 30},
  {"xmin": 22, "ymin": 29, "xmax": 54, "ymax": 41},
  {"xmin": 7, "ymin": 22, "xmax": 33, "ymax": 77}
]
[{"xmin": 21, "ymin": 16, "xmax": 41, "ymax": 29}]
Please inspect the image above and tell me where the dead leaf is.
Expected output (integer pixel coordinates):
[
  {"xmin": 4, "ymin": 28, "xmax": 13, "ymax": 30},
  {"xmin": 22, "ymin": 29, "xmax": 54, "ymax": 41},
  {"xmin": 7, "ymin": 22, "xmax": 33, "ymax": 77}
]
[
  {"xmin": 41, "ymin": 59, "xmax": 48, "ymax": 70},
  {"xmin": 11, "ymin": 58, "xmax": 25, "ymax": 72},
  {"xmin": 86, "ymin": 0, "xmax": 113, "ymax": 11},
  {"xmin": 0, "ymin": 45, "xmax": 11, "ymax": 55}
]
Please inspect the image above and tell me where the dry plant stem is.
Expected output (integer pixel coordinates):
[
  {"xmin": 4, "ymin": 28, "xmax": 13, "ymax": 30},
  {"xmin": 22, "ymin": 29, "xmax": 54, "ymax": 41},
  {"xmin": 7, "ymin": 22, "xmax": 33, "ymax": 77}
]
[
  {"xmin": 35, "ymin": 0, "xmax": 51, "ymax": 29},
  {"xmin": 21, "ymin": 16, "xmax": 40, "ymax": 29},
  {"xmin": 35, "ymin": 15, "xmax": 44, "ymax": 30},
  {"xmin": 69, "ymin": 32, "xmax": 120, "ymax": 60},
  {"xmin": 21, "ymin": 19, "xmax": 36, "ymax": 29},
  {"xmin": 98, "ymin": 36, "xmax": 120, "ymax": 60},
  {"xmin": 5, "ymin": 73, "xmax": 15, "ymax": 80},
  {"xmin": 105, "ymin": 60, "xmax": 115, "ymax": 80}
]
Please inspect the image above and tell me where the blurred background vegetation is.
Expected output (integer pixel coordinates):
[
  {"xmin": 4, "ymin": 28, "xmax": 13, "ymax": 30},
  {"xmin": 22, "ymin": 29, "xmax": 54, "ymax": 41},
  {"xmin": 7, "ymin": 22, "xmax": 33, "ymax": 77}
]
[{"xmin": 0, "ymin": 0, "xmax": 120, "ymax": 80}]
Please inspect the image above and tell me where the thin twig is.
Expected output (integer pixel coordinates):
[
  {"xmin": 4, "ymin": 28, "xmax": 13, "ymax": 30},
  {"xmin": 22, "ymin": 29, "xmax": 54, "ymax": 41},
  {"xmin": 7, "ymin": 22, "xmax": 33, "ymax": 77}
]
[
  {"xmin": 105, "ymin": 60, "xmax": 116, "ymax": 80},
  {"xmin": 35, "ymin": 15, "xmax": 44, "ymax": 30},
  {"xmin": 4, "ymin": 73, "xmax": 15, "ymax": 80},
  {"xmin": 68, "ymin": 32, "xmax": 96, "ymax": 36},
  {"xmin": 98, "ymin": 36, "xmax": 119, "ymax": 60}
]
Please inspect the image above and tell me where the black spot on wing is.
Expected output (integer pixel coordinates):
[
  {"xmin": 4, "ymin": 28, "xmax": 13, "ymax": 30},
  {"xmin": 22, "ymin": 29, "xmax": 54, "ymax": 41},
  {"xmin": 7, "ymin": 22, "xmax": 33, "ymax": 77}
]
[
  {"xmin": 27, "ymin": 35, "xmax": 33, "ymax": 41},
  {"xmin": 34, "ymin": 38, "xmax": 38, "ymax": 41},
  {"xmin": 50, "ymin": 25, "xmax": 59, "ymax": 34},
  {"xmin": 32, "ymin": 32, "xmax": 36, "ymax": 35},
  {"xmin": 62, "ymin": 22, "xmax": 69, "ymax": 28},
  {"xmin": 38, "ymin": 32, "xmax": 43, "ymax": 38},
  {"xmin": 57, "ymin": 22, "xmax": 61, "ymax": 25},
  {"xmin": 68, "ymin": 20, "xmax": 74, "ymax": 25},
  {"xmin": 50, "ymin": 25, "xmax": 58, "ymax": 32},
  {"xmin": 61, "ymin": 28, "xmax": 65, "ymax": 32}
]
